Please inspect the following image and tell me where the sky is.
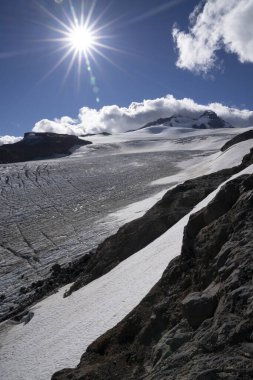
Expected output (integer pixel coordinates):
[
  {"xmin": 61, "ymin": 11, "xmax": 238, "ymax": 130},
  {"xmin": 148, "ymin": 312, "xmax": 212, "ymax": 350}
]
[{"xmin": 0, "ymin": 0, "xmax": 253, "ymax": 138}]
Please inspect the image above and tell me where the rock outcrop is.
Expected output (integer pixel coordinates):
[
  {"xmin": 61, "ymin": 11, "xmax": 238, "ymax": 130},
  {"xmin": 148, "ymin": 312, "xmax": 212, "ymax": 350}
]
[
  {"xmin": 221, "ymin": 129, "xmax": 253, "ymax": 152},
  {"xmin": 0, "ymin": 132, "xmax": 92, "ymax": 164},
  {"xmin": 53, "ymin": 173, "xmax": 253, "ymax": 380}
]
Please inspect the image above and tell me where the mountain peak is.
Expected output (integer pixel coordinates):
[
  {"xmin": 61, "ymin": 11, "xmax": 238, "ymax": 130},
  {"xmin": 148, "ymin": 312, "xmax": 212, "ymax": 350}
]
[{"xmin": 132, "ymin": 110, "xmax": 233, "ymax": 133}]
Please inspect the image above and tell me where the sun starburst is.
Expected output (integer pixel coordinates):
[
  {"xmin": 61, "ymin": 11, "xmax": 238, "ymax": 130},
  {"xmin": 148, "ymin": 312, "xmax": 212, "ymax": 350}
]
[
  {"xmin": 38, "ymin": 0, "xmax": 122, "ymax": 102},
  {"xmin": 67, "ymin": 25, "xmax": 95, "ymax": 54}
]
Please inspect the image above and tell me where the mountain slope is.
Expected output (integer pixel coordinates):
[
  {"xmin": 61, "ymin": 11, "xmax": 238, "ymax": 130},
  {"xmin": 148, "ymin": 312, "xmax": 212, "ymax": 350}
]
[
  {"xmin": 1, "ymin": 130, "xmax": 253, "ymax": 380},
  {"xmin": 53, "ymin": 169, "xmax": 253, "ymax": 380},
  {"xmin": 0, "ymin": 133, "xmax": 252, "ymax": 380}
]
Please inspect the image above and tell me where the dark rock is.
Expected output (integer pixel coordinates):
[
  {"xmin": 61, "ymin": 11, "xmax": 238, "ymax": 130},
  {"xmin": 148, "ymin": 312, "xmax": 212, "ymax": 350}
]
[
  {"xmin": 221, "ymin": 129, "xmax": 253, "ymax": 151},
  {"xmin": 0, "ymin": 132, "xmax": 92, "ymax": 164},
  {"xmin": 195, "ymin": 369, "xmax": 219, "ymax": 380},
  {"xmin": 193, "ymin": 110, "xmax": 232, "ymax": 129},
  {"xmin": 182, "ymin": 283, "xmax": 220, "ymax": 329}
]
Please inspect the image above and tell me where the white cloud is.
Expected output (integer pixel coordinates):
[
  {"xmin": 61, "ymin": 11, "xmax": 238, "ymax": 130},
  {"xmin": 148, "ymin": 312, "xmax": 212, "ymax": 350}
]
[
  {"xmin": 172, "ymin": 0, "xmax": 253, "ymax": 73},
  {"xmin": 32, "ymin": 94, "xmax": 253, "ymax": 135},
  {"xmin": 0, "ymin": 136, "xmax": 22, "ymax": 146}
]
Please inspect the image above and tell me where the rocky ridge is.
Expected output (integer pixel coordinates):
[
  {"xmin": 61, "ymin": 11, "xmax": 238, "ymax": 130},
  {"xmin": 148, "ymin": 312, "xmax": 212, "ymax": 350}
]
[
  {"xmin": 60, "ymin": 146, "xmax": 253, "ymax": 298},
  {"xmin": 221, "ymin": 129, "xmax": 253, "ymax": 152},
  {"xmin": 0, "ymin": 132, "xmax": 92, "ymax": 164},
  {"xmin": 53, "ymin": 168, "xmax": 253, "ymax": 380}
]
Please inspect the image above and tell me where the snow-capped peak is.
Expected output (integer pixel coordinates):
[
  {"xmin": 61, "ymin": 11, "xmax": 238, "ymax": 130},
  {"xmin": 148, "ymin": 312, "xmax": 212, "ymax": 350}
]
[{"xmin": 134, "ymin": 110, "xmax": 233, "ymax": 132}]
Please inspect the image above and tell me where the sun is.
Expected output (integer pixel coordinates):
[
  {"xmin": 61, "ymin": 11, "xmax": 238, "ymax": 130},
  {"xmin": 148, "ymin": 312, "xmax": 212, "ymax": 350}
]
[
  {"xmin": 38, "ymin": 1, "xmax": 122, "ymax": 101},
  {"xmin": 68, "ymin": 26, "xmax": 95, "ymax": 54}
]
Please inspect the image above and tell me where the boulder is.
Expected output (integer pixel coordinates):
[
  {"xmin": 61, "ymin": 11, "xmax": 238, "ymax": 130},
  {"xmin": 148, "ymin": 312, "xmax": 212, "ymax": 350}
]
[{"xmin": 182, "ymin": 283, "xmax": 220, "ymax": 329}]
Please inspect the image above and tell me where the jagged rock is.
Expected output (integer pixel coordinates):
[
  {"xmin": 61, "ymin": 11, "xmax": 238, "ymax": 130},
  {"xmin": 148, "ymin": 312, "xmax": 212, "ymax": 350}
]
[
  {"xmin": 192, "ymin": 110, "xmax": 231, "ymax": 129},
  {"xmin": 52, "ymin": 173, "xmax": 253, "ymax": 380},
  {"xmin": 0, "ymin": 132, "xmax": 92, "ymax": 164}
]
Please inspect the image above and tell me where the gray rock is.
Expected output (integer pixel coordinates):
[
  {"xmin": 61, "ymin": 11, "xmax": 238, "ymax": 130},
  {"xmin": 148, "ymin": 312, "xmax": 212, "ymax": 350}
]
[{"xmin": 182, "ymin": 283, "xmax": 220, "ymax": 329}]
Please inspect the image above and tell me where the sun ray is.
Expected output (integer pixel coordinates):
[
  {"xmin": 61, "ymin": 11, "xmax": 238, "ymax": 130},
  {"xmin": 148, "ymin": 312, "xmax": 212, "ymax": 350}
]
[
  {"xmin": 62, "ymin": 49, "xmax": 78, "ymax": 85},
  {"xmin": 38, "ymin": 47, "xmax": 73, "ymax": 84},
  {"xmin": 37, "ymin": 3, "xmax": 73, "ymax": 33}
]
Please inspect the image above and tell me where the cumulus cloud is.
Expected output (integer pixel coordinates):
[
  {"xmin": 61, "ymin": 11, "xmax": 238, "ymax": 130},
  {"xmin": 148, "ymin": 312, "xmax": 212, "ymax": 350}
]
[
  {"xmin": 32, "ymin": 94, "xmax": 253, "ymax": 136},
  {"xmin": 0, "ymin": 136, "xmax": 22, "ymax": 146},
  {"xmin": 172, "ymin": 0, "xmax": 253, "ymax": 73}
]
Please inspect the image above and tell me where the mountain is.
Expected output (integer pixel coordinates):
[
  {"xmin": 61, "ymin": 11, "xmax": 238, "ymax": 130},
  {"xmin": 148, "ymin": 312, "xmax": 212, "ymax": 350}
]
[
  {"xmin": 1, "ymin": 128, "xmax": 253, "ymax": 380},
  {"xmin": 53, "ymin": 170, "xmax": 253, "ymax": 380},
  {"xmin": 129, "ymin": 110, "xmax": 233, "ymax": 133},
  {"xmin": 0, "ymin": 132, "xmax": 92, "ymax": 164},
  {"xmin": 52, "ymin": 137, "xmax": 253, "ymax": 380}
]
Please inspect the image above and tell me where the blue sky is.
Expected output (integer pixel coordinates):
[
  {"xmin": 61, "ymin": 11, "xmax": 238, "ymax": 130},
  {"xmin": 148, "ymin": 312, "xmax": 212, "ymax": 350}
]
[{"xmin": 0, "ymin": 0, "xmax": 253, "ymax": 137}]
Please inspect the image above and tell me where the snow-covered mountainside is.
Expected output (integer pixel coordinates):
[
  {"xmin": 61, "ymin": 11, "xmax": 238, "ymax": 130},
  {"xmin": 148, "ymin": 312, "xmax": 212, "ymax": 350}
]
[{"xmin": 0, "ymin": 129, "xmax": 253, "ymax": 380}]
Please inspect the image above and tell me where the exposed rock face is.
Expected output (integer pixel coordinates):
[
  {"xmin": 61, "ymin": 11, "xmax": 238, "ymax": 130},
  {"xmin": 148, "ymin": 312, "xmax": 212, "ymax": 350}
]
[
  {"xmin": 221, "ymin": 129, "xmax": 253, "ymax": 151},
  {"xmin": 192, "ymin": 110, "xmax": 230, "ymax": 129},
  {"xmin": 0, "ymin": 132, "xmax": 92, "ymax": 164},
  {"xmin": 181, "ymin": 283, "xmax": 220, "ymax": 329},
  {"xmin": 53, "ymin": 174, "xmax": 253, "ymax": 380}
]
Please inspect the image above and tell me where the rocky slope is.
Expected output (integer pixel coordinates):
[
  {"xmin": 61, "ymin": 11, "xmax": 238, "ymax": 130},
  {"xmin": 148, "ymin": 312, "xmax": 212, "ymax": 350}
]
[
  {"xmin": 64, "ymin": 167, "xmax": 239, "ymax": 297},
  {"xmin": 0, "ymin": 132, "xmax": 92, "ymax": 164},
  {"xmin": 58, "ymin": 145, "xmax": 253, "ymax": 298},
  {"xmin": 53, "ymin": 171, "xmax": 253, "ymax": 380}
]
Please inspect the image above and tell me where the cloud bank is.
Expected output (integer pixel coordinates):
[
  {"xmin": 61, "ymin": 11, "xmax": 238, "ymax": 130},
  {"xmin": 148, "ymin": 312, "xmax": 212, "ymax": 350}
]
[
  {"xmin": 172, "ymin": 0, "xmax": 253, "ymax": 73},
  {"xmin": 0, "ymin": 136, "xmax": 22, "ymax": 146},
  {"xmin": 33, "ymin": 94, "xmax": 253, "ymax": 135}
]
